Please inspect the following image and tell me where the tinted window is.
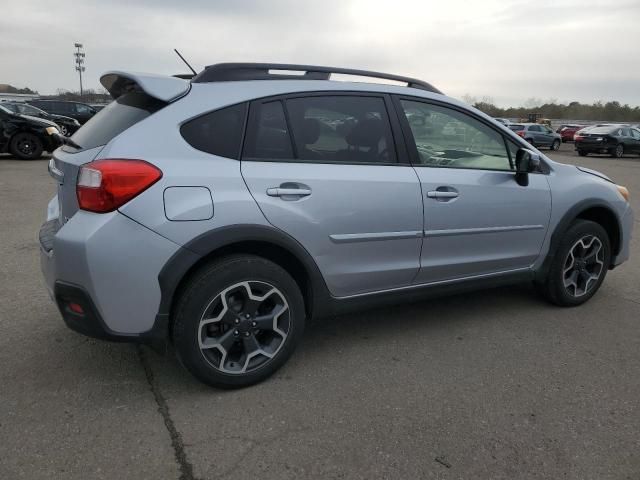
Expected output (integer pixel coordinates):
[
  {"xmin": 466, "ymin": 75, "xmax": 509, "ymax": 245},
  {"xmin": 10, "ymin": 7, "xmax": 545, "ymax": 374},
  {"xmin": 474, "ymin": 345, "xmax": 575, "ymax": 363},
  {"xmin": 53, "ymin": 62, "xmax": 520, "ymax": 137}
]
[
  {"xmin": 285, "ymin": 96, "xmax": 396, "ymax": 163},
  {"xmin": 509, "ymin": 125, "xmax": 524, "ymax": 131},
  {"xmin": 69, "ymin": 92, "xmax": 165, "ymax": 151},
  {"xmin": 180, "ymin": 103, "xmax": 246, "ymax": 159},
  {"xmin": 75, "ymin": 103, "xmax": 92, "ymax": 114},
  {"xmin": 400, "ymin": 100, "xmax": 512, "ymax": 171},
  {"xmin": 17, "ymin": 104, "xmax": 42, "ymax": 116},
  {"xmin": 2, "ymin": 104, "xmax": 18, "ymax": 113},
  {"xmin": 631, "ymin": 129, "xmax": 640, "ymax": 139},
  {"xmin": 528, "ymin": 125, "xmax": 541, "ymax": 132},
  {"xmin": 243, "ymin": 101, "xmax": 293, "ymax": 159},
  {"xmin": 621, "ymin": 128, "xmax": 631, "ymax": 136}
]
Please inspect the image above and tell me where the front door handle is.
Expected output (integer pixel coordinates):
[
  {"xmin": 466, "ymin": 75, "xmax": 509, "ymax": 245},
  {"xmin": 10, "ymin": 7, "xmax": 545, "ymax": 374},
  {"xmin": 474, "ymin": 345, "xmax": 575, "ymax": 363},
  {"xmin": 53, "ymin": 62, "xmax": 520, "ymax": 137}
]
[
  {"xmin": 266, "ymin": 187, "xmax": 312, "ymax": 197},
  {"xmin": 426, "ymin": 190, "xmax": 458, "ymax": 199}
]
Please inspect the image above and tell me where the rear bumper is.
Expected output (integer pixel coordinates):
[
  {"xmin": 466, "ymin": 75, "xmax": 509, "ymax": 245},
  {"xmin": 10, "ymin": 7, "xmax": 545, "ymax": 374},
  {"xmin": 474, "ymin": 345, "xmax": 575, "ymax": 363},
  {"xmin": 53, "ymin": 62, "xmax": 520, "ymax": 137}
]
[
  {"xmin": 575, "ymin": 143, "xmax": 613, "ymax": 153},
  {"xmin": 39, "ymin": 210, "xmax": 180, "ymax": 344}
]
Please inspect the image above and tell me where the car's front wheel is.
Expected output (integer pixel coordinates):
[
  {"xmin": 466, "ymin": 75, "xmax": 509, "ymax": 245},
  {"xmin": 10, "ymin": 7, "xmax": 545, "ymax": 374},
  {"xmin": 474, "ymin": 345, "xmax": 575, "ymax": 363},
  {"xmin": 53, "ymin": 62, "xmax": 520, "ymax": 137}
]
[
  {"xmin": 58, "ymin": 124, "xmax": 69, "ymax": 136},
  {"xmin": 536, "ymin": 220, "xmax": 610, "ymax": 307},
  {"xmin": 173, "ymin": 255, "xmax": 305, "ymax": 389},
  {"xmin": 551, "ymin": 139, "xmax": 560, "ymax": 151},
  {"xmin": 9, "ymin": 133, "xmax": 43, "ymax": 160}
]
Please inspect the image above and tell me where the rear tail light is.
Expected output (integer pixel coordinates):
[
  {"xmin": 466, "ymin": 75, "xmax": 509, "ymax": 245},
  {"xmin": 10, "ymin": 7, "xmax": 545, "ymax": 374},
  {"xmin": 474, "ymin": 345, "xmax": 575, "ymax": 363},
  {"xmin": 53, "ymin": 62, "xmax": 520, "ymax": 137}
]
[
  {"xmin": 515, "ymin": 130, "xmax": 525, "ymax": 137},
  {"xmin": 77, "ymin": 159, "xmax": 162, "ymax": 213},
  {"xmin": 574, "ymin": 135, "xmax": 583, "ymax": 141}
]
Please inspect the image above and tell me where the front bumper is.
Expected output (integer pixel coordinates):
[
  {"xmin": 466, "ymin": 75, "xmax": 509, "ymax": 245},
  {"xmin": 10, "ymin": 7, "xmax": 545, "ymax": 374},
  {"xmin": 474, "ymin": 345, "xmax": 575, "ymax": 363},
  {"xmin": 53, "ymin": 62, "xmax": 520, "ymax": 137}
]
[
  {"xmin": 612, "ymin": 205, "xmax": 634, "ymax": 267},
  {"xmin": 39, "ymin": 209, "xmax": 180, "ymax": 344}
]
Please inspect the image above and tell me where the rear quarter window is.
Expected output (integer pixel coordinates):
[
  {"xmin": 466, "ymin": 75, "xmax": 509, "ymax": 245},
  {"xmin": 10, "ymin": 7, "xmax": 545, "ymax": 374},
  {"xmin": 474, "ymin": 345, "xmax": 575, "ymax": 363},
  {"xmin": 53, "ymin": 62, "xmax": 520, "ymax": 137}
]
[
  {"xmin": 69, "ymin": 92, "xmax": 165, "ymax": 151},
  {"xmin": 180, "ymin": 103, "xmax": 247, "ymax": 159}
]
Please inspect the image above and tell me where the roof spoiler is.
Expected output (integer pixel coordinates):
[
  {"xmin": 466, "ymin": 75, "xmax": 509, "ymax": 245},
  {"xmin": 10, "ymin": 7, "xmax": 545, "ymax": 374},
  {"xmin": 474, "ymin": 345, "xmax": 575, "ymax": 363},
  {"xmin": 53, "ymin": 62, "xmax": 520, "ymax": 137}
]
[{"xmin": 100, "ymin": 71, "xmax": 190, "ymax": 102}]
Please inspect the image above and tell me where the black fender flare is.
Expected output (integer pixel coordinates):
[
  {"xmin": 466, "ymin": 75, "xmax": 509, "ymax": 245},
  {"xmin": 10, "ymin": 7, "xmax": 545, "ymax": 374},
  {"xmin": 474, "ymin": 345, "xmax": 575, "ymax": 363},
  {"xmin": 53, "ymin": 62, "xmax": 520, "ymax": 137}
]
[
  {"xmin": 535, "ymin": 198, "xmax": 622, "ymax": 281},
  {"xmin": 156, "ymin": 224, "xmax": 332, "ymax": 320}
]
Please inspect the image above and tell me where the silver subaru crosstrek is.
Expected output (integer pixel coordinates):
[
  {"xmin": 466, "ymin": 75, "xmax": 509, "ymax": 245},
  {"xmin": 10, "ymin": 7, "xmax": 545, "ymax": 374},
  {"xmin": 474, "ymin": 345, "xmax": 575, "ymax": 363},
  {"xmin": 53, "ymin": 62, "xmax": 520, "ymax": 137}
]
[{"xmin": 40, "ymin": 63, "xmax": 633, "ymax": 388}]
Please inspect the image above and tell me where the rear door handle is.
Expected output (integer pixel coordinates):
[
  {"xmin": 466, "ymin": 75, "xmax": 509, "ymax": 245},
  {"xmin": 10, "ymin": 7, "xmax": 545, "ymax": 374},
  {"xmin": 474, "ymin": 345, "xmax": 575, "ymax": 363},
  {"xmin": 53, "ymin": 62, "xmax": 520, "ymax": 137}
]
[{"xmin": 266, "ymin": 187, "xmax": 312, "ymax": 197}]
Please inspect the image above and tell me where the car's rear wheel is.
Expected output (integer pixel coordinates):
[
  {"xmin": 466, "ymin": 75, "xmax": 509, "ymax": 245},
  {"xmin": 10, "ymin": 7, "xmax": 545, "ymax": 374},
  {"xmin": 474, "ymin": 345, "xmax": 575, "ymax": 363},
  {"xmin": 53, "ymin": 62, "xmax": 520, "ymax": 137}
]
[
  {"xmin": 578, "ymin": 150, "xmax": 588, "ymax": 157},
  {"xmin": 536, "ymin": 220, "xmax": 610, "ymax": 307},
  {"xmin": 612, "ymin": 144, "xmax": 624, "ymax": 158},
  {"xmin": 173, "ymin": 255, "xmax": 305, "ymax": 389},
  {"xmin": 551, "ymin": 139, "xmax": 560, "ymax": 151},
  {"xmin": 9, "ymin": 133, "xmax": 43, "ymax": 160}
]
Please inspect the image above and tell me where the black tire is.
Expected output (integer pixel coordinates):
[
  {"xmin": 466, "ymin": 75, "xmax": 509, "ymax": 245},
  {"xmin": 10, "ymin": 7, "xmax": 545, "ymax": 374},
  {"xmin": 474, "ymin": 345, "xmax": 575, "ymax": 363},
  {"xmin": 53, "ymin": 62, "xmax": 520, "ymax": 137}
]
[
  {"xmin": 550, "ymin": 139, "xmax": 560, "ymax": 151},
  {"xmin": 173, "ymin": 254, "xmax": 305, "ymax": 389},
  {"xmin": 58, "ymin": 124, "xmax": 69, "ymax": 136},
  {"xmin": 9, "ymin": 132, "xmax": 43, "ymax": 160},
  {"xmin": 535, "ymin": 220, "xmax": 610, "ymax": 307},
  {"xmin": 612, "ymin": 144, "xmax": 624, "ymax": 158},
  {"xmin": 578, "ymin": 150, "xmax": 588, "ymax": 157}
]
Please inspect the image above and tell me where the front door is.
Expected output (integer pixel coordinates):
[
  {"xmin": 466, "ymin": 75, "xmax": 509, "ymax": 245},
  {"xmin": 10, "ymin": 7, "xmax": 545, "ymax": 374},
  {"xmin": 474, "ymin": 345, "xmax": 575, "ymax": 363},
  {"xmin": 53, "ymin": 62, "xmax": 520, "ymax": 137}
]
[
  {"xmin": 241, "ymin": 94, "xmax": 423, "ymax": 297},
  {"xmin": 395, "ymin": 98, "xmax": 552, "ymax": 283}
]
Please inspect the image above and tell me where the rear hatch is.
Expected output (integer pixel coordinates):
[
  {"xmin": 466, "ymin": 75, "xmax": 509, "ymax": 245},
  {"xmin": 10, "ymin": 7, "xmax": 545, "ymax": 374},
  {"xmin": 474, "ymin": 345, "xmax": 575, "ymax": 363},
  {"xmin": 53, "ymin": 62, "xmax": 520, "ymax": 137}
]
[{"xmin": 49, "ymin": 71, "xmax": 189, "ymax": 224}]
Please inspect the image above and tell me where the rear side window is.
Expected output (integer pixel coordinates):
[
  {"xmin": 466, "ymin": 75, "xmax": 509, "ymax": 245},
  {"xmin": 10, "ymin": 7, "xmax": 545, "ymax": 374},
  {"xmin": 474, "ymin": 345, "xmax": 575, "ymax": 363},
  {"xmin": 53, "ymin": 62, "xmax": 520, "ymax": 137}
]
[
  {"xmin": 69, "ymin": 92, "xmax": 165, "ymax": 151},
  {"xmin": 285, "ymin": 96, "xmax": 396, "ymax": 163},
  {"xmin": 180, "ymin": 103, "xmax": 247, "ymax": 159},
  {"xmin": 243, "ymin": 101, "xmax": 294, "ymax": 160}
]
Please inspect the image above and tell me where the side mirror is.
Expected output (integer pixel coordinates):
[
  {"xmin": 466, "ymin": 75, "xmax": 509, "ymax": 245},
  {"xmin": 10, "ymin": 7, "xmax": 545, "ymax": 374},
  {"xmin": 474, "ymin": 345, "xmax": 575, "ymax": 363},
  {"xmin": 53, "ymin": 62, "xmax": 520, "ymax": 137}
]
[{"xmin": 515, "ymin": 148, "xmax": 541, "ymax": 186}]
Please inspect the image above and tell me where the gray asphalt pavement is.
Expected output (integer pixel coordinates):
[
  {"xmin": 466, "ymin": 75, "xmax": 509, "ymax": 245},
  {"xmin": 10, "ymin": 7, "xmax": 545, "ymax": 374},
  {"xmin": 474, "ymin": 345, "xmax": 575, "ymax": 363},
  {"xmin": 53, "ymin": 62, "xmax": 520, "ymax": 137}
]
[{"xmin": 1, "ymin": 144, "xmax": 638, "ymax": 479}]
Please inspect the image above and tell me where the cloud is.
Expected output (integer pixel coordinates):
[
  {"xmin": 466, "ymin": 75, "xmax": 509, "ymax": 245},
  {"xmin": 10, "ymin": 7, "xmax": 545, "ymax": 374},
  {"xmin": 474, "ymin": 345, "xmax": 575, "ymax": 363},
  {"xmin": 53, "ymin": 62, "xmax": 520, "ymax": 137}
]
[{"xmin": 2, "ymin": 0, "xmax": 639, "ymax": 106}]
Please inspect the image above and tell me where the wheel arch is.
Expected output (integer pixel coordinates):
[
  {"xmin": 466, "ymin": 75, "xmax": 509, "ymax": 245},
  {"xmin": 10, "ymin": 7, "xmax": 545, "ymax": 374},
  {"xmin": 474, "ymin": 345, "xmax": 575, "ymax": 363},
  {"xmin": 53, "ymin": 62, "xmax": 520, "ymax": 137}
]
[
  {"xmin": 157, "ymin": 225, "xmax": 332, "ymax": 333},
  {"xmin": 536, "ymin": 199, "xmax": 622, "ymax": 280}
]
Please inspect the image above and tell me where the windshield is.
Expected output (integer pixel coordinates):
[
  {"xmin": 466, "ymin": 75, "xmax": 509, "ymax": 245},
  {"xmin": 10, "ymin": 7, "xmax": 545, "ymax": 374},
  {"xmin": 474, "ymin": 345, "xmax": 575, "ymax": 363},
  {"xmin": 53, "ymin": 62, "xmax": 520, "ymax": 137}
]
[{"xmin": 69, "ymin": 92, "xmax": 165, "ymax": 151}]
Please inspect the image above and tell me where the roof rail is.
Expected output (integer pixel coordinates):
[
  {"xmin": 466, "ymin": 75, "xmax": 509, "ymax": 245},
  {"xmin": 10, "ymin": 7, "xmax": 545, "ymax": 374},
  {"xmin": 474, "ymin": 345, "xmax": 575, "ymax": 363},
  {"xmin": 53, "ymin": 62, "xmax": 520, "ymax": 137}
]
[{"xmin": 191, "ymin": 63, "xmax": 442, "ymax": 94}]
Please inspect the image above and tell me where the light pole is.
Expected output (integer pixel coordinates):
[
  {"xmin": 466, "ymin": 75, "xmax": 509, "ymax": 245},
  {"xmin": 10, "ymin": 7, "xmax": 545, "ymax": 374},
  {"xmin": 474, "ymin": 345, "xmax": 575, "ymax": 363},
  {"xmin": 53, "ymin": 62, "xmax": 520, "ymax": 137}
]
[{"xmin": 74, "ymin": 43, "xmax": 86, "ymax": 97}]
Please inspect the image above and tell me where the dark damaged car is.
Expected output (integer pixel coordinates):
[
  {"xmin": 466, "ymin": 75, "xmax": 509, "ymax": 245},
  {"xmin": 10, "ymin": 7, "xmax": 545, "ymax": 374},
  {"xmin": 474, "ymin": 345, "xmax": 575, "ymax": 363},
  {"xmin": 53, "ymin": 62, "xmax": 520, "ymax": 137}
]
[{"xmin": 0, "ymin": 104, "xmax": 61, "ymax": 159}]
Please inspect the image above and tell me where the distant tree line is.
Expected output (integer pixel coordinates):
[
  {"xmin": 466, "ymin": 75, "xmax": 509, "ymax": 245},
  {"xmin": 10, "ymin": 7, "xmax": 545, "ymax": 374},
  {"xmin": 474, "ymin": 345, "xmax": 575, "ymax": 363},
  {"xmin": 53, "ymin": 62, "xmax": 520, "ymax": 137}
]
[
  {"xmin": 0, "ymin": 84, "xmax": 38, "ymax": 94},
  {"xmin": 464, "ymin": 95, "xmax": 640, "ymax": 122},
  {"xmin": 42, "ymin": 88, "xmax": 111, "ymax": 104}
]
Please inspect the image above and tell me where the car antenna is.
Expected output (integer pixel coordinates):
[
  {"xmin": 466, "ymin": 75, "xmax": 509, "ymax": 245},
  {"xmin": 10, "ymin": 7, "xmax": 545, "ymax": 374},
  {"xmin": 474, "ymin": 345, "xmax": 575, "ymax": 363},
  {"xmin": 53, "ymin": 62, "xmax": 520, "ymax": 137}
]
[{"xmin": 174, "ymin": 49, "xmax": 197, "ymax": 76}]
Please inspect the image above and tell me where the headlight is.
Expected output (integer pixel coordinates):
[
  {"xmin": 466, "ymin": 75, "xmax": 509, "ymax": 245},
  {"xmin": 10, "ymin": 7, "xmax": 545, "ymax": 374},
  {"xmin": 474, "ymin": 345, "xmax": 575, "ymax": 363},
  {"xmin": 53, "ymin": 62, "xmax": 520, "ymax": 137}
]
[
  {"xmin": 45, "ymin": 126, "xmax": 59, "ymax": 136},
  {"xmin": 616, "ymin": 185, "xmax": 630, "ymax": 202}
]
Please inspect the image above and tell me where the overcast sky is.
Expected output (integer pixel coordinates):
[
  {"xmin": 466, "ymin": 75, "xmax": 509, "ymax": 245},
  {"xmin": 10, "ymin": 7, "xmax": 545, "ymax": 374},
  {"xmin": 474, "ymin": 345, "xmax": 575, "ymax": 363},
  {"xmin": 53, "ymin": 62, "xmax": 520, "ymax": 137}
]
[{"xmin": 2, "ymin": 0, "xmax": 639, "ymax": 106}]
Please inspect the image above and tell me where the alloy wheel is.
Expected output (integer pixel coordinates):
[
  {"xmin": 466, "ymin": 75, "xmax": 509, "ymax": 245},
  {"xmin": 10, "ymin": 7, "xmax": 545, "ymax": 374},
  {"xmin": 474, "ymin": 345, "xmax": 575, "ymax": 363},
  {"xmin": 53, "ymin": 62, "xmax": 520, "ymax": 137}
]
[
  {"xmin": 198, "ymin": 281, "xmax": 290, "ymax": 374},
  {"xmin": 562, "ymin": 235, "xmax": 604, "ymax": 297},
  {"xmin": 615, "ymin": 144, "xmax": 624, "ymax": 158}
]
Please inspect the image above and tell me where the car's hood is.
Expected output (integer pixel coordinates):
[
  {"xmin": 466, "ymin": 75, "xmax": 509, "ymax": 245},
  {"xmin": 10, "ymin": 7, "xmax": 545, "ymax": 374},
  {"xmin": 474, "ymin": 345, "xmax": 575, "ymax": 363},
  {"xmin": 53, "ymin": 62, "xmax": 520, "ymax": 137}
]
[
  {"xmin": 577, "ymin": 166, "xmax": 613, "ymax": 183},
  {"xmin": 20, "ymin": 114, "xmax": 58, "ymax": 128}
]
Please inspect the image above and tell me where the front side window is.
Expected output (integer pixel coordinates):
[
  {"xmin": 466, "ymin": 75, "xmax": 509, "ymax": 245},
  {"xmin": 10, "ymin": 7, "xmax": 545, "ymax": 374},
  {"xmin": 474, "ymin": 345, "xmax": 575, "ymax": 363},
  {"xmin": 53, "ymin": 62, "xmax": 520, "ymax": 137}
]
[
  {"xmin": 285, "ymin": 96, "xmax": 396, "ymax": 163},
  {"xmin": 631, "ymin": 129, "xmax": 640, "ymax": 139},
  {"xmin": 400, "ymin": 100, "xmax": 512, "ymax": 171},
  {"xmin": 181, "ymin": 103, "xmax": 247, "ymax": 159}
]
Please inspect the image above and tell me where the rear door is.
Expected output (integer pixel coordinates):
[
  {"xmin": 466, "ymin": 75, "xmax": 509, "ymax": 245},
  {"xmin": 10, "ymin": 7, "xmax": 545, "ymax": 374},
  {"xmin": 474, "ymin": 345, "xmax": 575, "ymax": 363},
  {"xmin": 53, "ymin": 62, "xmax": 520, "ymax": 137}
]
[
  {"xmin": 240, "ymin": 93, "xmax": 423, "ymax": 297},
  {"xmin": 395, "ymin": 97, "xmax": 552, "ymax": 283}
]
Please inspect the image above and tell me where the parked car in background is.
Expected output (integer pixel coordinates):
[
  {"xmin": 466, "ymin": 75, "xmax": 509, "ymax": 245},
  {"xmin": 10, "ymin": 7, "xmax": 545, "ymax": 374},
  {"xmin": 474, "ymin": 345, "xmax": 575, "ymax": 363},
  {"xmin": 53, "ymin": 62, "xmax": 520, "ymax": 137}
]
[
  {"xmin": 494, "ymin": 117, "xmax": 512, "ymax": 126},
  {"xmin": 1, "ymin": 102, "xmax": 81, "ymax": 136},
  {"xmin": 575, "ymin": 125, "xmax": 640, "ymax": 157},
  {"xmin": 0, "ymin": 104, "xmax": 60, "ymax": 159},
  {"xmin": 508, "ymin": 123, "xmax": 561, "ymax": 150},
  {"xmin": 39, "ymin": 64, "xmax": 633, "ymax": 388},
  {"xmin": 556, "ymin": 124, "xmax": 586, "ymax": 143},
  {"xmin": 28, "ymin": 100, "xmax": 98, "ymax": 124},
  {"xmin": 90, "ymin": 104, "xmax": 109, "ymax": 112}
]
